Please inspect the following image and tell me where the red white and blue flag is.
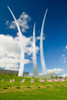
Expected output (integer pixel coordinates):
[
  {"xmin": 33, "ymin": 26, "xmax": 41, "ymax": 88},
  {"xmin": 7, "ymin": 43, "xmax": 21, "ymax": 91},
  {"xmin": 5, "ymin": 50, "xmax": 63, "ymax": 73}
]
[
  {"xmin": 39, "ymin": 79, "xmax": 45, "ymax": 82},
  {"xmin": 47, "ymin": 79, "xmax": 52, "ymax": 82},
  {"xmin": 31, "ymin": 79, "xmax": 34, "ymax": 83},
  {"xmin": 21, "ymin": 79, "xmax": 25, "ymax": 83}
]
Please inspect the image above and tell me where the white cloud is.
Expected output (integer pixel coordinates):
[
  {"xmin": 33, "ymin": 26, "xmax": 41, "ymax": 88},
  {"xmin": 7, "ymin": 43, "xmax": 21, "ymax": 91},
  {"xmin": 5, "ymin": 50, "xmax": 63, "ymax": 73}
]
[
  {"xmin": 0, "ymin": 34, "xmax": 39, "ymax": 70},
  {"xmin": 0, "ymin": 57, "xmax": 30, "ymax": 70},
  {"xmin": 47, "ymin": 68, "xmax": 64, "ymax": 74},
  {"xmin": 61, "ymin": 54, "xmax": 67, "ymax": 63},
  {"xmin": 61, "ymin": 54, "xmax": 65, "ymax": 57},
  {"xmin": 63, "ymin": 58, "xmax": 67, "ymax": 63},
  {"xmin": 5, "ymin": 20, "xmax": 10, "ymax": 25},
  {"xmin": 6, "ymin": 12, "xmax": 31, "ymax": 32},
  {"xmin": 65, "ymin": 45, "xmax": 67, "ymax": 49},
  {"xmin": 61, "ymin": 45, "xmax": 67, "ymax": 63},
  {"xmin": 4, "ymin": 11, "xmax": 41, "ymax": 71}
]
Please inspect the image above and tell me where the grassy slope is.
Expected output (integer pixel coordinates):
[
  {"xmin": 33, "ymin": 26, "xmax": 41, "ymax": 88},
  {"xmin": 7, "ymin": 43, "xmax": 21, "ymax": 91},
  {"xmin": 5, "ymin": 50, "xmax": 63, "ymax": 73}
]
[
  {"xmin": 0, "ymin": 75, "xmax": 67, "ymax": 100},
  {"xmin": 0, "ymin": 87, "xmax": 67, "ymax": 100}
]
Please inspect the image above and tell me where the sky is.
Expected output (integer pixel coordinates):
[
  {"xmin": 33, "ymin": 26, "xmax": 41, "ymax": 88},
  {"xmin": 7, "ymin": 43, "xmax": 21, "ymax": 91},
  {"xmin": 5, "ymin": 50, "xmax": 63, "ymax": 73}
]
[{"xmin": 0, "ymin": 0, "xmax": 67, "ymax": 75}]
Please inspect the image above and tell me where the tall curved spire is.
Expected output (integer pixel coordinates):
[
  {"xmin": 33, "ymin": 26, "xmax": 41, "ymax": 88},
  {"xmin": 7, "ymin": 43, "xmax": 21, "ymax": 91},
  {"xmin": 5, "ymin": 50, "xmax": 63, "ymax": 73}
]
[
  {"xmin": 7, "ymin": 6, "xmax": 24, "ymax": 76},
  {"xmin": 33, "ymin": 23, "xmax": 38, "ymax": 75},
  {"xmin": 40, "ymin": 9, "xmax": 48, "ymax": 75}
]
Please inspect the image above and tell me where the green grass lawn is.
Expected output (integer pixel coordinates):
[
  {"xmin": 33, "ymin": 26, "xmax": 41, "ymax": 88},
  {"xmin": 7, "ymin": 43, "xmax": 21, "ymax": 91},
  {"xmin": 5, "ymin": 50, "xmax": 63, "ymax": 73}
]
[
  {"xmin": 0, "ymin": 75, "xmax": 67, "ymax": 100},
  {"xmin": 0, "ymin": 87, "xmax": 67, "ymax": 100}
]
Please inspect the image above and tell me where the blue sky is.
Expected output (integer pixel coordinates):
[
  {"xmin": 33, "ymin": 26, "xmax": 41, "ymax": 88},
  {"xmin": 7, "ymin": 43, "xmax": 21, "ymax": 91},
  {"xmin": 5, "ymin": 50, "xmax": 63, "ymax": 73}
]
[{"xmin": 0, "ymin": 0, "xmax": 67, "ymax": 74}]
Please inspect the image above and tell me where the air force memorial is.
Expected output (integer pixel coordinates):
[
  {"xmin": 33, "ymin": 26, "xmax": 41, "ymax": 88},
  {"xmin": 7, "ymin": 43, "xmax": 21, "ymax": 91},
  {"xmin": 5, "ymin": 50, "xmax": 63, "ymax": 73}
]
[{"xmin": 7, "ymin": 6, "xmax": 48, "ymax": 77}]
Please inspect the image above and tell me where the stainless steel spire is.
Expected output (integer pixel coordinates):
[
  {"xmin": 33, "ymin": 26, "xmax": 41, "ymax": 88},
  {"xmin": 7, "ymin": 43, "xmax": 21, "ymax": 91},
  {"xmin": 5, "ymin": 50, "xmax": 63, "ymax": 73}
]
[
  {"xmin": 40, "ymin": 9, "xmax": 48, "ymax": 75},
  {"xmin": 33, "ymin": 23, "xmax": 38, "ymax": 75},
  {"xmin": 7, "ymin": 6, "xmax": 24, "ymax": 76}
]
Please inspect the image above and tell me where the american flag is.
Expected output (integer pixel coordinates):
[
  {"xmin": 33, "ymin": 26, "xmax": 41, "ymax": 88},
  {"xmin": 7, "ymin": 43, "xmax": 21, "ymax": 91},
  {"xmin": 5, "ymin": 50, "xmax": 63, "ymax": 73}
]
[
  {"xmin": 53, "ymin": 79, "xmax": 59, "ymax": 82},
  {"xmin": 31, "ymin": 79, "xmax": 34, "ymax": 83},
  {"xmin": 60, "ymin": 79, "xmax": 65, "ymax": 82},
  {"xmin": 47, "ymin": 79, "xmax": 52, "ymax": 82},
  {"xmin": 12, "ymin": 79, "xmax": 15, "ymax": 82},
  {"xmin": 10, "ymin": 79, "xmax": 13, "ymax": 83},
  {"xmin": 21, "ymin": 79, "xmax": 25, "ymax": 83},
  {"xmin": 39, "ymin": 79, "xmax": 45, "ymax": 82}
]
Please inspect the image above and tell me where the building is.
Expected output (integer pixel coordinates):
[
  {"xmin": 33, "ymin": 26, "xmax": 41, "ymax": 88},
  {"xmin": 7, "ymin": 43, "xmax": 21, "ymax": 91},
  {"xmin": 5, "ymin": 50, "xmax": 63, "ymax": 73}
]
[{"xmin": 0, "ymin": 69, "xmax": 29, "ymax": 76}]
